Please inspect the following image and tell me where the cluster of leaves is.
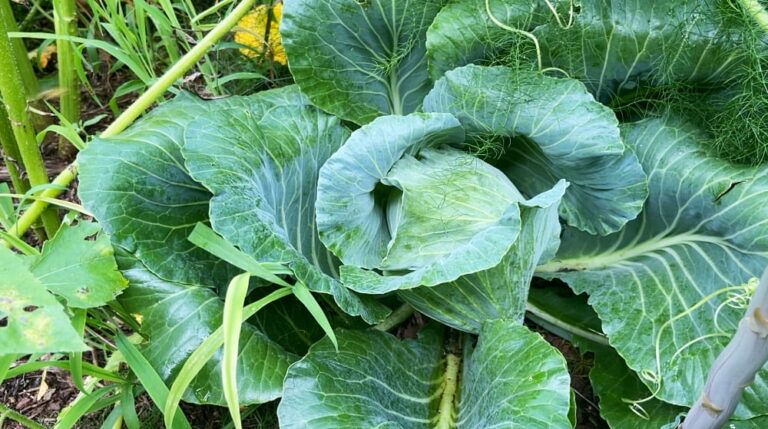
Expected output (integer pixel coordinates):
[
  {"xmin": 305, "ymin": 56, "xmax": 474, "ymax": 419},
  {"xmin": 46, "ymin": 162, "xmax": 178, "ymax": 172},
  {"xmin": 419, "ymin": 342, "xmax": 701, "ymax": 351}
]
[{"xmin": 62, "ymin": 0, "xmax": 768, "ymax": 427}]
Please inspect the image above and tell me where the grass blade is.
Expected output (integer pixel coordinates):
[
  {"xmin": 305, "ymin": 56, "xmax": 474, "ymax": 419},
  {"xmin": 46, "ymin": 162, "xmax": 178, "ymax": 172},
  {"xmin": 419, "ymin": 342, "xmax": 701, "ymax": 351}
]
[
  {"xmin": 120, "ymin": 384, "xmax": 140, "ymax": 429},
  {"xmin": 115, "ymin": 333, "xmax": 191, "ymax": 429},
  {"xmin": 292, "ymin": 282, "xmax": 338, "ymax": 350},
  {"xmin": 188, "ymin": 223, "xmax": 291, "ymax": 285},
  {"xmin": 222, "ymin": 273, "xmax": 249, "ymax": 429},
  {"xmin": 68, "ymin": 308, "xmax": 87, "ymax": 393},
  {"xmin": 5, "ymin": 360, "xmax": 125, "ymax": 383},
  {"xmin": 0, "ymin": 402, "xmax": 45, "ymax": 429},
  {"xmin": 0, "ymin": 354, "xmax": 15, "ymax": 383},
  {"xmin": 54, "ymin": 384, "xmax": 119, "ymax": 429},
  {"xmin": 164, "ymin": 287, "xmax": 291, "ymax": 429}
]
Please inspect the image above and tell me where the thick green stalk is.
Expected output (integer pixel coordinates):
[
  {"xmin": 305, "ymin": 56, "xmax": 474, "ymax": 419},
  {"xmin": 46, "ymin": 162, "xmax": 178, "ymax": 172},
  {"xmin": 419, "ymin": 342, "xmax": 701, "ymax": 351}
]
[
  {"xmin": 0, "ymin": 3, "xmax": 60, "ymax": 237},
  {"xmin": 683, "ymin": 270, "xmax": 768, "ymax": 428},
  {"xmin": 1, "ymin": 0, "xmax": 257, "ymax": 246},
  {"xmin": 374, "ymin": 303, "xmax": 414, "ymax": 331},
  {"xmin": 0, "ymin": 104, "xmax": 29, "ymax": 194},
  {"xmin": 52, "ymin": 0, "xmax": 80, "ymax": 159},
  {"xmin": 101, "ymin": 0, "xmax": 256, "ymax": 136},
  {"xmin": 0, "ymin": 0, "xmax": 38, "ymax": 100}
]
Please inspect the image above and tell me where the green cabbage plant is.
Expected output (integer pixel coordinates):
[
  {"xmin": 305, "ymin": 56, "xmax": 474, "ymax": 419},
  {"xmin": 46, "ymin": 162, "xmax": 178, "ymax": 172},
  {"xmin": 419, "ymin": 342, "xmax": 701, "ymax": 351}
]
[{"xmin": 76, "ymin": 0, "xmax": 768, "ymax": 427}]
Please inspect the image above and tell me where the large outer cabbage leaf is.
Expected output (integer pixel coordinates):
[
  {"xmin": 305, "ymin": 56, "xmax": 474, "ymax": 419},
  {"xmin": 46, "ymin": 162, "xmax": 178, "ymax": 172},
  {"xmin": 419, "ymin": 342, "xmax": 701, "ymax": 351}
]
[
  {"xmin": 181, "ymin": 87, "xmax": 389, "ymax": 324},
  {"xmin": 78, "ymin": 93, "xmax": 237, "ymax": 286},
  {"xmin": 277, "ymin": 321, "xmax": 571, "ymax": 428},
  {"xmin": 281, "ymin": 0, "xmax": 445, "ymax": 124},
  {"xmin": 425, "ymin": 0, "xmax": 745, "ymax": 103},
  {"xmin": 424, "ymin": 65, "xmax": 647, "ymax": 236},
  {"xmin": 425, "ymin": 0, "xmax": 558, "ymax": 80},
  {"xmin": 116, "ymin": 251, "xmax": 295, "ymax": 405},
  {"xmin": 77, "ymin": 87, "xmax": 384, "ymax": 405},
  {"xmin": 399, "ymin": 180, "xmax": 566, "ymax": 333},
  {"xmin": 537, "ymin": 116, "xmax": 768, "ymax": 417},
  {"xmin": 536, "ymin": 0, "xmax": 745, "ymax": 102}
]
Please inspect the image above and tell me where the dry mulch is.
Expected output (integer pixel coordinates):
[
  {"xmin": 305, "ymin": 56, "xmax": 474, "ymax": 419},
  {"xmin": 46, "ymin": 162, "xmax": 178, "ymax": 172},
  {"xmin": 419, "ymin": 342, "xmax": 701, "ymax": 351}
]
[{"xmin": 1, "ymin": 365, "xmax": 81, "ymax": 428}]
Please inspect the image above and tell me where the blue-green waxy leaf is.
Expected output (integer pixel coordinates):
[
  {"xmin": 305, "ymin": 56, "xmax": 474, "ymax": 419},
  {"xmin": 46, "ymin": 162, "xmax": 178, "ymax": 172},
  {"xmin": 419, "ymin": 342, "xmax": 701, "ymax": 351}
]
[
  {"xmin": 458, "ymin": 320, "xmax": 572, "ymax": 428},
  {"xmin": 316, "ymin": 112, "xmax": 466, "ymax": 269},
  {"xmin": 277, "ymin": 321, "xmax": 571, "ymax": 428},
  {"xmin": 77, "ymin": 93, "xmax": 237, "ymax": 286},
  {"xmin": 424, "ymin": 65, "xmax": 647, "ymax": 236},
  {"xmin": 281, "ymin": 0, "xmax": 445, "ymax": 124},
  {"xmin": 182, "ymin": 86, "xmax": 389, "ymax": 324},
  {"xmin": 426, "ymin": 0, "xmax": 556, "ymax": 80},
  {"xmin": 0, "ymin": 246, "xmax": 87, "ymax": 353},
  {"xmin": 116, "ymin": 251, "xmax": 296, "ymax": 406},
  {"xmin": 537, "ymin": 116, "xmax": 768, "ymax": 417},
  {"xmin": 399, "ymin": 180, "xmax": 566, "ymax": 333},
  {"xmin": 535, "ymin": 0, "xmax": 745, "ymax": 103},
  {"xmin": 425, "ymin": 0, "xmax": 745, "ymax": 104}
]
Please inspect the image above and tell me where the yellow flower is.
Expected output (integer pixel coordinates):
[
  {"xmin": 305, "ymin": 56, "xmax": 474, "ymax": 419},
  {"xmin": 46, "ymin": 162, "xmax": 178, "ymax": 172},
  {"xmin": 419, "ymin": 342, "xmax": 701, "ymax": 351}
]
[{"xmin": 235, "ymin": 3, "xmax": 287, "ymax": 65}]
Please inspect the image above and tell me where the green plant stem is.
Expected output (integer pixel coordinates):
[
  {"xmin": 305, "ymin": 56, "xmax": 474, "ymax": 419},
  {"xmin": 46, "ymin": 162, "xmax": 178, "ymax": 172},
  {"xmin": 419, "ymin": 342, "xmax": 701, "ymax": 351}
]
[
  {"xmin": 0, "ymin": 0, "xmax": 257, "ymax": 247},
  {"xmin": 2, "ymin": 163, "xmax": 76, "ymax": 243},
  {"xmin": 0, "ymin": 402, "xmax": 46, "ymax": 429},
  {"xmin": 434, "ymin": 352, "xmax": 461, "ymax": 429},
  {"xmin": 0, "ymin": 104, "xmax": 29, "ymax": 194},
  {"xmin": 53, "ymin": 0, "xmax": 81, "ymax": 159},
  {"xmin": 374, "ymin": 303, "xmax": 415, "ymax": 331},
  {"xmin": 0, "ymin": 0, "xmax": 38, "ymax": 100},
  {"xmin": 526, "ymin": 301, "xmax": 610, "ymax": 346},
  {"xmin": 0, "ymin": 3, "xmax": 60, "ymax": 237},
  {"xmin": 740, "ymin": 0, "xmax": 768, "ymax": 34},
  {"xmin": 101, "ymin": 0, "xmax": 256, "ymax": 136}
]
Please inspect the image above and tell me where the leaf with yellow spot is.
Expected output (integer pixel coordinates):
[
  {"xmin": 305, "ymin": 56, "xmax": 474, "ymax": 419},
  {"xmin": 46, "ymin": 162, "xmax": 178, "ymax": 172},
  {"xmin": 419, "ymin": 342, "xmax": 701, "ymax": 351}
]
[
  {"xmin": 234, "ymin": 3, "xmax": 287, "ymax": 65},
  {"xmin": 0, "ymin": 246, "xmax": 87, "ymax": 353}
]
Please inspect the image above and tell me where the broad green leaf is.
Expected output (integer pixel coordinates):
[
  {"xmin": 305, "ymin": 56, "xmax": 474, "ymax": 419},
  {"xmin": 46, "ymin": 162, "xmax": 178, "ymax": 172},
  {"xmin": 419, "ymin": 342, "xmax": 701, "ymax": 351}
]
[
  {"xmin": 535, "ymin": 0, "xmax": 746, "ymax": 102},
  {"xmin": 29, "ymin": 221, "xmax": 127, "ymax": 308},
  {"xmin": 182, "ymin": 86, "xmax": 389, "ymax": 324},
  {"xmin": 458, "ymin": 320, "xmax": 571, "ymax": 428},
  {"xmin": 399, "ymin": 180, "xmax": 566, "ymax": 332},
  {"xmin": 0, "ymin": 246, "xmax": 86, "ymax": 353},
  {"xmin": 582, "ymin": 341, "xmax": 684, "ymax": 429},
  {"xmin": 277, "ymin": 321, "xmax": 571, "ymax": 428},
  {"xmin": 424, "ymin": 0, "xmax": 746, "ymax": 103},
  {"xmin": 281, "ymin": 0, "xmax": 444, "ymax": 124},
  {"xmin": 247, "ymin": 292, "xmax": 326, "ymax": 356},
  {"xmin": 316, "ymin": 113, "xmax": 465, "ymax": 268},
  {"xmin": 77, "ymin": 93, "xmax": 237, "ymax": 286},
  {"xmin": 426, "ymin": 0, "xmax": 557, "ymax": 80},
  {"xmin": 424, "ymin": 65, "xmax": 647, "ymax": 236},
  {"xmin": 115, "ymin": 250, "xmax": 296, "ymax": 406},
  {"xmin": 537, "ymin": 116, "xmax": 768, "ymax": 417},
  {"xmin": 582, "ymin": 339, "xmax": 768, "ymax": 429}
]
